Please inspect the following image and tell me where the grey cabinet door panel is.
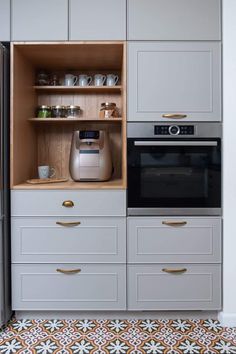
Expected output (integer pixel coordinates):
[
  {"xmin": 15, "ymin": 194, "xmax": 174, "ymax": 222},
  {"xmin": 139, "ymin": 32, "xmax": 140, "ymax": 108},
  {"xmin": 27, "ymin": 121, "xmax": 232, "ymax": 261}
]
[
  {"xmin": 11, "ymin": 190, "xmax": 126, "ymax": 216},
  {"xmin": 11, "ymin": 0, "xmax": 68, "ymax": 41},
  {"xmin": 128, "ymin": 0, "xmax": 221, "ymax": 40},
  {"xmin": 0, "ymin": 0, "xmax": 10, "ymax": 41},
  {"xmin": 12, "ymin": 264, "xmax": 126, "ymax": 310},
  {"xmin": 128, "ymin": 42, "xmax": 221, "ymax": 122},
  {"xmin": 127, "ymin": 217, "xmax": 221, "ymax": 263},
  {"xmin": 128, "ymin": 264, "xmax": 221, "ymax": 310},
  {"xmin": 12, "ymin": 217, "xmax": 126, "ymax": 263},
  {"xmin": 69, "ymin": 0, "xmax": 126, "ymax": 40}
]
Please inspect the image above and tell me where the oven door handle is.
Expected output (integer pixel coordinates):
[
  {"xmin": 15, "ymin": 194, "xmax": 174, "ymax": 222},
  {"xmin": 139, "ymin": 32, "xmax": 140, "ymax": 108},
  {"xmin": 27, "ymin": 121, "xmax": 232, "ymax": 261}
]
[{"xmin": 134, "ymin": 141, "xmax": 218, "ymax": 146}]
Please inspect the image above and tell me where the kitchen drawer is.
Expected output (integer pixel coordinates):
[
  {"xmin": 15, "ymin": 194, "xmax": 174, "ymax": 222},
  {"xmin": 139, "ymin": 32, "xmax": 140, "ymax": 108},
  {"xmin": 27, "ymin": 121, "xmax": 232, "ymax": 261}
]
[
  {"xmin": 128, "ymin": 264, "xmax": 221, "ymax": 310},
  {"xmin": 12, "ymin": 217, "xmax": 126, "ymax": 263},
  {"xmin": 12, "ymin": 264, "xmax": 126, "ymax": 310},
  {"xmin": 11, "ymin": 190, "xmax": 126, "ymax": 216},
  {"xmin": 127, "ymin": 217, "xmax": 221, "ymax": 263}
]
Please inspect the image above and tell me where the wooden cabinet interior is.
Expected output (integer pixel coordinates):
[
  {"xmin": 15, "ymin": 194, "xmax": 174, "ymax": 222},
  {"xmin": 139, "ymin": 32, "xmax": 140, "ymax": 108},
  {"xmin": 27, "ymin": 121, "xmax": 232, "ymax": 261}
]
[{"xmin": 11, "ymin": 42, "xmax": 126, "ymax": 190}]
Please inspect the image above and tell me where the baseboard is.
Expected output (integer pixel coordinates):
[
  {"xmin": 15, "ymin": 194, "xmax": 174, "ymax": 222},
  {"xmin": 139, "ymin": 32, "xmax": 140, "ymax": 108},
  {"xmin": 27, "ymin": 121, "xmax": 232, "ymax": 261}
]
[
  {"xmin": 14, "ymin": 310, "xmax": 218, "ymax": 320},
  {"xmin": 218, "ymin": 312, "xmax": 236, "ymax": 327}
]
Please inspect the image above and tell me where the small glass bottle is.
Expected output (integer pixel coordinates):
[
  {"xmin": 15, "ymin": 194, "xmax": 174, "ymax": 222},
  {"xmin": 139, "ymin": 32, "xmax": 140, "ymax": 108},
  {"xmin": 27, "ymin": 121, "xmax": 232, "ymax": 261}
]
[{"xmin": 37, "ymin": 105, "xmax": 51, "ymax": 118}]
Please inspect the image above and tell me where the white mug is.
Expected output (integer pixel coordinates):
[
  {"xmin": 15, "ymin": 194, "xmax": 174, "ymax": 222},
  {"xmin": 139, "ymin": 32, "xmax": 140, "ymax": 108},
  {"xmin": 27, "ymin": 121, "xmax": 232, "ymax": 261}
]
[
  {"xmin": 78, "ymin": 74, "xmax": 92, "ymax": 87},
  {"xmin": 94, "ymin": 74, "xmax": 106, "ymax": 86},
  {"xmin": 106, "ymin": 74, "xmax": 119, "ymax": 86},
  {"xmin": 64, "ymin": 74, "xmax": 78, "ymax": 86},
  {"xmin": 38, "ymin": 166, "xmax": 56, "ymax": 179}
]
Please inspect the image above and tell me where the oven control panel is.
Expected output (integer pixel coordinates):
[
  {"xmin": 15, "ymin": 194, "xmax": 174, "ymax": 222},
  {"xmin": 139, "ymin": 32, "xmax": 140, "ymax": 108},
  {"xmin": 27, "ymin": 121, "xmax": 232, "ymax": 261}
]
[{"xmin": 155, "ymin": 125, "xmax": 195, "ymax": 136}]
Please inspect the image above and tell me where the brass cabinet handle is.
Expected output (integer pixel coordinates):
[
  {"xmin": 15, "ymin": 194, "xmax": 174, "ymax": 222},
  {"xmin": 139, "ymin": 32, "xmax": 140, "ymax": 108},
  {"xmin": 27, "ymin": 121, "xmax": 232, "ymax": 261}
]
[
  {"xmin": 62, "ymin": 200, "xmax": 74, "ymax": 208},
  {"xmin": 162, "ymin": 221, "xmax": 187, "ymax": 227},
  {"xmin": 56, "ymin": 268, "xmax": 81, "ymax": 274},
  {"xmin": 162, "ymin": 114, "xmax": 187, "ymax": 119},
  {"xmin": 56, "ymin": 221, "xmax": 81, "ymax": 227},
  {"xmin": 162, "ymin": 268, "xmax": 187, "ymax": 274}
]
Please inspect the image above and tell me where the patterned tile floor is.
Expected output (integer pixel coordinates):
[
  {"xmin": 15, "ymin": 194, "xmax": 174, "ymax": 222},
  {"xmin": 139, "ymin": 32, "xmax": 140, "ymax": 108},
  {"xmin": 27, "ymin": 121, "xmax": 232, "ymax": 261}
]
[{"xmin": 0, "ymin": 318, "xmax": 236, "ymax": 353}]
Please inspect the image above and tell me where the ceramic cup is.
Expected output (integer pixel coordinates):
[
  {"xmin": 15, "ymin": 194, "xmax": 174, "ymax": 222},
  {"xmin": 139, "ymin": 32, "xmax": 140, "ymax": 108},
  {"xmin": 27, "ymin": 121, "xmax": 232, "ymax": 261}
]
[
  {"xmin": 64, "ymin": 74, "xmax": 78, "ymax": 86},
  {"xmin": 78, "ymin": 74, "xmax": 92, "ymax": 87},
  {"xmin": 38, "ymin": 165, "xmax": 56, "ymax": 179},
  {"xmin": 94, "ymin": 74, "xmax": 106, "ymax": 86},
  {"xmin": 106, "ymin": 74, "xmax": 119, "ymax": 86}
]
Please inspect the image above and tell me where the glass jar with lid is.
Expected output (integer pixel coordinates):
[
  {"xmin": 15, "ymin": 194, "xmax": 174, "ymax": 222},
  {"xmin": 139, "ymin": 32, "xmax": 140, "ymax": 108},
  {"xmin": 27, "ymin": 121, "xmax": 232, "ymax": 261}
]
[
  {"xmin": 51, "ymin": 105, "xmax": 66, "ymax": 118},
  {"xmin": 37, "ymin": 105, "xmax": 51, "ymax": 118},
  {"xmin": 66, "ymin": 105, "xmax": 80, "ymax": 118},
  {"xmin": 99, "ymin": 102, "xmax": 119, "ymax": 119}
]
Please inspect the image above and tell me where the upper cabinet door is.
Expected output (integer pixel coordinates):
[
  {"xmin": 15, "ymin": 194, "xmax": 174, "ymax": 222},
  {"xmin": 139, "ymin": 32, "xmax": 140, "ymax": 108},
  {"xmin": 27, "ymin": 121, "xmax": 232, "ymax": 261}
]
[
  {"xmin": 11, "ymin": 0, "xmax": 68, "ymax": 41},
  {"xmin": 69, "ymin": 0, "xmax": 126, "ymax": 40},
  {"xmin": 0, "ymin": 0, "xmax": 10, "ymax": 41},
  {"xmin": 128, "ymin": 42, "xmax": 221, "ymax": 122},
  {"xmin": 128, "ymin": 0, "xmax": 221, "ymax": 40}
]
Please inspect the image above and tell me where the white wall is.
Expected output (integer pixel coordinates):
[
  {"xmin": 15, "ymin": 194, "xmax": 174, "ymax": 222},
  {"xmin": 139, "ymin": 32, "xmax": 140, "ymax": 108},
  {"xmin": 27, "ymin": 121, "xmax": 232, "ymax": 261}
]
[{"xmin": 219, "ymin": 0, "xmax": 236, "ymax": 326}]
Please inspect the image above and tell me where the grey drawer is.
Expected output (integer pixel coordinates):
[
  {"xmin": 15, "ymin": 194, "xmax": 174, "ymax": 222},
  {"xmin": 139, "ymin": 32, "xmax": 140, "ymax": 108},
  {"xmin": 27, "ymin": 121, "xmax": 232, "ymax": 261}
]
[
  {"xmin": 12, "ymin": 264, "xmax": 126, "ymax": 310},
  {"xmin": 11, "ymin": 190, "xmax": 126, "ymax": 216},
  {"xmin": 128, "ymin": 217, "xmax": 221, "ymax": 263},
  {"xmin": 12, "ymin": 217, "xmax": 126, "ymax": 263},
  {"xmin": 128, "ymin": 264, "xmax": 221, "ymax": 310}
]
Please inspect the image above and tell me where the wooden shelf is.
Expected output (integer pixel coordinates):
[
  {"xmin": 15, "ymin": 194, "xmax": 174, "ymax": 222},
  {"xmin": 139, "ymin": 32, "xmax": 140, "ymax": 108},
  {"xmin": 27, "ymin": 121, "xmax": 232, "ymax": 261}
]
[
  {"xmin": 28, "ymin": 118, "xmax": 123, "ymax": 122},
  {"xmin": 34, "ymin": 85, "xmax": 122, "ymax": 92},
  {"xmin": 12, "ymin": 178, "xmax": 125, "ymax": 190}
]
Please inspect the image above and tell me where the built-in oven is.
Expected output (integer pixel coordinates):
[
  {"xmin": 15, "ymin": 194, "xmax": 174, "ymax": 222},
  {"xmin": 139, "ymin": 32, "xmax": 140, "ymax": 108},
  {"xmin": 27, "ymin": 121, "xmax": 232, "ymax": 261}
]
[{"xmin": 127, "ymin": 123, "xmax": 221, "ymax": 216}]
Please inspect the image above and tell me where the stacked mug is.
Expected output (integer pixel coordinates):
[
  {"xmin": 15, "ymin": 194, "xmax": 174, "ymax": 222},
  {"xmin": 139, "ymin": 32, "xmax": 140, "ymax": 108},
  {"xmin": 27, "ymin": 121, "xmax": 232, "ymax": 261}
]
[{"xmin": 64, "ymin": 73, "xmax": 119, "ymax": 87}]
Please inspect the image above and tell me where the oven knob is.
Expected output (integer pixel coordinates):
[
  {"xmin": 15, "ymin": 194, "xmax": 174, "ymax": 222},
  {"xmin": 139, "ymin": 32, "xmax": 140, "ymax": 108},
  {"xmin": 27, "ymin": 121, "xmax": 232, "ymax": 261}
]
[{"xmin": 169, "ymin": 125, "xmax": 180, "ymax": 136}]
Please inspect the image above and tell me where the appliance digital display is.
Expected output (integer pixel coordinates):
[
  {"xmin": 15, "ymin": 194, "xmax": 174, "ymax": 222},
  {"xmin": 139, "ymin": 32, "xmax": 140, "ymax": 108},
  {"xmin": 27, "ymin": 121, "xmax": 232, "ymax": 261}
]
[{"xmin": 79, "ymin": 131, "xmax": 100, "ymax": 139}]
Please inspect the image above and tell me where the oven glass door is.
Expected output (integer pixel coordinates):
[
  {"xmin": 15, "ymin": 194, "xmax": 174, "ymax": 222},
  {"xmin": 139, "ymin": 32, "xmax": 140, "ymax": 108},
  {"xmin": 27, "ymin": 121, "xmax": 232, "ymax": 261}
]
[{"xmin": 127, "ymin": 138, "xmax": 221, "ymax": 211}]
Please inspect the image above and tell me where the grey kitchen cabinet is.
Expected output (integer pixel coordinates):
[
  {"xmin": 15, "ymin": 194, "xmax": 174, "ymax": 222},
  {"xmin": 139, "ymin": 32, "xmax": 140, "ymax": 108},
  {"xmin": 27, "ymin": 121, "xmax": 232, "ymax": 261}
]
[
  {"xmin": 128, "ymin": 0, "xmax": 221, "ymax": 40},
  {"xmin": 11, "ymin": 0, "xmax": 68, "ymax": 41},
  {"xmin": 12, "ymin": 217, "xmax": 126, "ymax": 263},
  {"xmin": 69, "ymin": 0, "xmax": 126, "ymax": 40},
  {"xmin": 12, "ymin": 264, "xmax": 126, "ymax": 310},
  {"xmin": 0, "ymin": 0, "xmax": 10, "ymax": 41},
  {"xmin": 128, "ymin": 264, "xmax": 221, "ymax": 310},
  {"xmin": 11, "ymin": 190, "xmax": 126, "ymax": 217},
  {"xmin": 128, "ymin": 41, "xmax": 221, "ymax": 122},
  {"xmin": 127, "ymin": 217, "xmax": 222, "ymax": 264}
]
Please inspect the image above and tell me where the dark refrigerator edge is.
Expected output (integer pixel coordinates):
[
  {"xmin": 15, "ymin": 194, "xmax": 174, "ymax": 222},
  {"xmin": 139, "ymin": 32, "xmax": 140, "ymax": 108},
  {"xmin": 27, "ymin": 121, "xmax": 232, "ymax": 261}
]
[{"xmin": 0, "ymin": 42, "xmax": 12, "ymax": 327}]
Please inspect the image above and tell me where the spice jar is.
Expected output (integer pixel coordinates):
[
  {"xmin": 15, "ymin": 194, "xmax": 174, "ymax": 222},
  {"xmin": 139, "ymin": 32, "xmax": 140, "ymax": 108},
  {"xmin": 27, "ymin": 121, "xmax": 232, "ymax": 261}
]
[
  {"xmin": 51, "ymin": 105, "xmax": 66, "ymax": 118},
  {"xmin": 37, "ymin": 105, "xmax": 51, "ymax": 118},
  {"xmin": 99, "ymin": 102, "xmax": 119, "ymax": 119},
  {"xmin": 66, "ymin": 105, "xmax": 80, "ymax": 118}
]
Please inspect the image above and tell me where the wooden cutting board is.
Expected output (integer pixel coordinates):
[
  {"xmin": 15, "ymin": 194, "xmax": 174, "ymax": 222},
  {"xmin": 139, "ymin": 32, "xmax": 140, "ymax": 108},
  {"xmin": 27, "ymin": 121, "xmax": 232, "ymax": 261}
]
[{"xmin": 26, "ymin": 178, "xmax": 68, "ymax": 184}]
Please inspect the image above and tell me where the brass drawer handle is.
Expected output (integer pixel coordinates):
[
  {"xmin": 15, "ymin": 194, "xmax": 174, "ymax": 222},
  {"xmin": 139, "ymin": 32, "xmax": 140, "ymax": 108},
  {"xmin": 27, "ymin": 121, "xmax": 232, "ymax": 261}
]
[
  {"xmin": 56, "ymin": 221, "xmax": 81, "ymax": 227},
  {"xmin": 162, "ymin": 114, "xmax": 187, "ymax": 119},
  {"xmin": 162, "ymin": 268, "xmax": 187, "ymax": 274},
  {"xmin": 162, "ymin": 221, "xmax": 187, "ymax": 227},
  {"xmin": 62, "ymin": 200, "xmax": 74, "ymax": 208},
  {"xmin": 56, "ymin": 268, "xmax": 81, "ymax": 274}
]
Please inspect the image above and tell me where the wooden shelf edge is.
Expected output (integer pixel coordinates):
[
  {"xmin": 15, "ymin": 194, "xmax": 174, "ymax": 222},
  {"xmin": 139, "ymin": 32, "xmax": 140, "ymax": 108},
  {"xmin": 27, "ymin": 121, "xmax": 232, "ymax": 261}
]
[
  {"xmin": 28, "ymin": 118, "xmax": 123, "ymax": 122},
  {"xmin": 12, "ymin": 179, "xmax": 126, "ymax": 190},
  {"xmin": 34, "ymin": 85, "xmax": 122, "ymax": 91}
]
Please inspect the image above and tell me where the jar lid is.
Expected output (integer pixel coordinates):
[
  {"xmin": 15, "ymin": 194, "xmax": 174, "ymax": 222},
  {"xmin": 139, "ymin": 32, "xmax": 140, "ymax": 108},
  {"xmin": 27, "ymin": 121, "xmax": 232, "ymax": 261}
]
[
  {"xmin": 38, "ymin": 105, "xmax": 51, "ymax": 109},
  {"xmin": 66, "ymin": 105, "xmax": 80, "ymax": 109},
  {"xmin": 101, "ymin": 102, "xmax": 116, "ymax": 107},
  {"xmin": 51, "ymin": 105, "xmax": 62, "ymax": 109}
]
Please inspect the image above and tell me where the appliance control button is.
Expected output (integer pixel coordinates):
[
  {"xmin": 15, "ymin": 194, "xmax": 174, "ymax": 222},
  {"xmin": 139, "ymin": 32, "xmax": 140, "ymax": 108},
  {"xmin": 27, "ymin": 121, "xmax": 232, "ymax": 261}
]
[{"xmin": 169, "ymin": 125, "xmax": 180, "ymax": 136}]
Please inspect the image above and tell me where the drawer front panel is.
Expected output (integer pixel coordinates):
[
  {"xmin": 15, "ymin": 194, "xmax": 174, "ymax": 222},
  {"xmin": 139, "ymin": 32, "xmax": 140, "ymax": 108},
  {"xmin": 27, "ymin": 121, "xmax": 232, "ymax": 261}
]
[
  {"xmin": 12, "ymin": 264, "xmax": 126, "ymax": 310},
  {"xmin": 128, "ymin": 264, "xmax": 221, "ymax": 310},
  {"xmin": 12, "ymin": 217, "xmax": 126, "ymax": 263},
  {"xmin": 11, "ymin": 190, "xmax": 126, "ymax": 216},
  {"xmin": 128, "ymin": 217, "xmax": 221, "ymax": 263}
]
